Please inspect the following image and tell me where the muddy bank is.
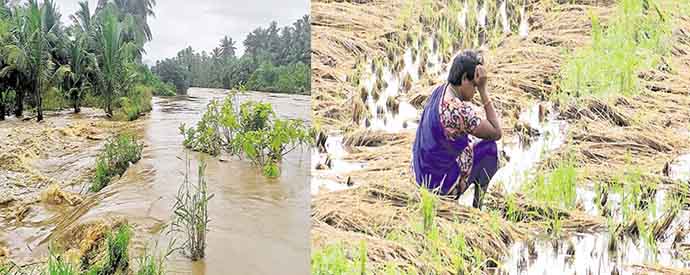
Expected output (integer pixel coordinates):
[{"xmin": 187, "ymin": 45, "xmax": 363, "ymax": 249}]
[{"xmin": 1, "ymin": 88, "xmax": 311, "ymax": 274}]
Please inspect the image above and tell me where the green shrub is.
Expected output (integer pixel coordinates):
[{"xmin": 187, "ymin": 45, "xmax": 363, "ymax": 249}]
[
  {"xmin": 113, "ymin": 85, "xmax": 153, "ymax": 121},
  {"xmin": 91, "ymin": 134, "xmax": 144, "ymax": 192},
  {"xmin": 179, "ymin": 98, "xmax": 228, "ymax": 155},
  {"xmin": 181, "ymin": 94, "xmax": 311, "ymax": 177}
]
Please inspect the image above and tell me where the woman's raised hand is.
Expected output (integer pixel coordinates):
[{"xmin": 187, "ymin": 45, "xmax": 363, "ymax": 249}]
[{"xmin": 474, "ymin": 65, "xmax": 488, "ymax": 92}]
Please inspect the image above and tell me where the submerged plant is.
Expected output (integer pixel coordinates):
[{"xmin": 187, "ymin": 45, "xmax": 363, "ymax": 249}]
[
  {"xmin": 91, "ymin": 133, "xmax": 144, "ymax": 192},
  {"xmin": 181, "ymin": 94, "xmax": 311, "ymax": 177},
  {"xmin": 171, "ymin": 154, "xmax": 213, "ymax": 261}
]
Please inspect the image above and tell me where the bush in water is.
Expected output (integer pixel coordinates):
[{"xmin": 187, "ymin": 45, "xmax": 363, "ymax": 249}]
[
  {"xmin": 91, "ymin": 134, "xmax": 144, "ymax": 192},
  {"xmin": 181, "ymin": 93, "xmax": 312, "ymax": 177},
  {"xmin": 112, "ymin": 84, "xmax": 154, "ymax": 121},
  {"xmin": 171, "ymin": 154, "xmax": 213, "ymax": 261}
]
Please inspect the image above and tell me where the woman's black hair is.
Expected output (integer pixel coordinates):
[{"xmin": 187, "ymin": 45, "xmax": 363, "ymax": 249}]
[{"xmin": 447, "ymin": 50, "xmax": 483, "ymax": 85}]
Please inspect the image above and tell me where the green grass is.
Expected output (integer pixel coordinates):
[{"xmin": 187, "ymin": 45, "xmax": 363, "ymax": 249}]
[
  {"xmin": 91, "ymin": 133, "xmax": 144, "ymax": 192},
  {"xmin": 558, "ymin": 0, "xmax": 674, "ymax": 101},
  {"xmin": 171, "ymin": 154, "xmax": 213, "ymax": 261}
]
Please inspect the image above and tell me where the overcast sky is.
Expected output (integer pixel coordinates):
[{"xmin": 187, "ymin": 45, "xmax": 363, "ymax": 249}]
[{"xmin": 55, "ymin": 0, "xmax": 309, "ymax": 65}]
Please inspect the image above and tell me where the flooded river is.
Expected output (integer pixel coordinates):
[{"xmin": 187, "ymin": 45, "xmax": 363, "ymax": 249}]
[{"xmin": 0, "ymin": 88, "xmax": 311, "ymax": 274}]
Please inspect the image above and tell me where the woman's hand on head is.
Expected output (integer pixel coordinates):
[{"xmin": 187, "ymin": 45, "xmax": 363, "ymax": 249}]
[{"xmin": 474, "ymin": 65, "xmax": 488, "ymax": 91}]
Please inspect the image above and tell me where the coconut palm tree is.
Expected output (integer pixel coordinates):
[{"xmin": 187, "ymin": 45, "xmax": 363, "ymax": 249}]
[
  {"xmin": 97, "ymin": 0, "xmax": 155, "ymax": 41},
  {"xmin": 2, "ymin": 0, "xmax": 62, "ymax": 121},
  {"xmin": 70, "ymin": 1, "xmax": 92, "ymax": 34},
  {"xmin": 57, "ymin": 35, "xmax": 96, "ymax": 113},
  {"xmin": 94, "ymin": 3, "xmax": 137, "ymax": 116},
  {"xmin": 219, "ymin": 36, "xmax": 236, "ymax": 59}
]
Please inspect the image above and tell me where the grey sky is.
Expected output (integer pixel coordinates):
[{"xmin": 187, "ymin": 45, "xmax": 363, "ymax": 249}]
[{"xmin": 55, "ymin": 0, "xmax": 309, "ymax": 65}]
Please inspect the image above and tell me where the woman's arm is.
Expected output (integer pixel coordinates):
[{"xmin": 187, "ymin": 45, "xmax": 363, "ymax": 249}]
[{"xmin": 471, "ymin": 66, "xmax": 502, "ymax": 140}]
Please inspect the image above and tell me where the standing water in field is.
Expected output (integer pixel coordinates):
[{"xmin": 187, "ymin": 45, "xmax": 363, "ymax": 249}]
[{"xmin": 0, "ymin": 88, "xmax": 311, "ymax": 274}]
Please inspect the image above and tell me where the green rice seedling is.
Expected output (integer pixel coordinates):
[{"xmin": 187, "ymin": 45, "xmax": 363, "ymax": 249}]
[
  {"xmin": 451, "ymin": 231, "xmax": 468, "ymax": 274},
  {"xmin": 357, "ymin": 241, "xmax": 366, "ymax": 275},
  {"xmin": 637, "ymin": 215, "xmax": 658, "ymax": 256},
  {"xmin": 91, "ymin": 133, "xmax": 144, "ymax": 192},
  {"xmin": 505, "ymin": 193, "xmax": 523, "ymax": 222},
  {"xmin": 105, "ymin": 224, "xmax": 132, "ymax": 273},
  {"xmin": 525, "ymin": 158, "xmax": 577, "ymax": 210},
  {"xmin": 171, "ymin": 154, "xmax": 214, "ymax": 261},
  {"xmin": 87, "ymin": 224, "xmax": 133, "ymax": 275},
  {"xmin": 47, "ymin": 250, "xmax": 77, "ymax": 275},
  {"xmin": 311, "ymin": 241, "xmax": 367, "ymax": 275},
  {"xmin": 419, "ymin": 187, "xmax": 436, "ymax": 233},
  {"xmin": 559, "ymin": 0, "xmax": 672, "ymax": 101}
]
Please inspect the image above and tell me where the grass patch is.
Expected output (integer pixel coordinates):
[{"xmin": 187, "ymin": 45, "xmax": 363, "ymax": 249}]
[
  {"xmin": 91, "ymin": 134, "xmax": 144, "ymax": 192},
  {"xmin": 170, "ymin": 153, "xmax": 213, "ymax": 261}
]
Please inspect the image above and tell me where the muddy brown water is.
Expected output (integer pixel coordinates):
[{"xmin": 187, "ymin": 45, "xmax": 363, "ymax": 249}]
[{"xmin": 0, "ymin": 88, "xmax": 311, "ymax": 274}]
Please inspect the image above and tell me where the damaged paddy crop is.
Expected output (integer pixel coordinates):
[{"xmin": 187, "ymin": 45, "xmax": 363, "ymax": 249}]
[{"xmin": 312, "ymin": 0, "xmax": 690, "ymax": 273}]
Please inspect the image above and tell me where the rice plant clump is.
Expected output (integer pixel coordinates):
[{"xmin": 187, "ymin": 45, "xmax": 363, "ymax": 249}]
[
  {"xmin": 525, "ymin": 159, "xmax": 577, "ymax": 209},
  {"xmin": 171, "ymin": 155, "xmax": 213, "ymax": 261},
  {"xmin": 559, "ymin": 0, "xmax": 673, "ymax": 101},
  {"xmin": 86, "ymin": 224, "xmax": 133, "ymax": 275},
  {"xmin": 91, "ymin": 133, "xmax": 144, "ymax": 192},
  {"xmin": 47, "ymin": 250, "xmax": 77, "ymax": 275},
  {"xmin": 135, "ymin": 248, "xmax": 168, "ymax": 275},
  {"xmin": 311, "ymin": 241, "xmax": 367, "ymax": 275}
]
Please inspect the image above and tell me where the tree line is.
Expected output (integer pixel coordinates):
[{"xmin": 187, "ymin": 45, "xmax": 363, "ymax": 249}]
[
  {"xmin": 0, "ymin": 0, "xmax": 170, "ymax": 121},
  {"xmin": 152, "ymin": 15, "xmax": 311, "ymax": 95}
]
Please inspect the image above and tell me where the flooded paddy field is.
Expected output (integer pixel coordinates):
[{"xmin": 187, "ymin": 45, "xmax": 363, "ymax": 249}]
[
  {"xmin": 0, "ymin": 88, "xmax": 311, "ymax": 274},
  {"xmin": 311, "ymin": 0, "xmax": 690, "ymax": 274}
]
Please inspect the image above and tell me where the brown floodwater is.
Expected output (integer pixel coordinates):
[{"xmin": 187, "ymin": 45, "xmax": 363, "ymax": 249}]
[{"xmin": 1, "ymin": 88, "xmax": 311, "ymax": 274}]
